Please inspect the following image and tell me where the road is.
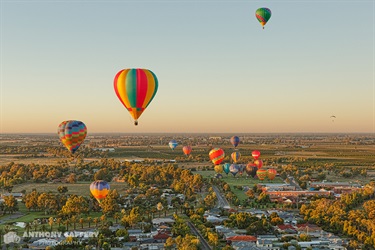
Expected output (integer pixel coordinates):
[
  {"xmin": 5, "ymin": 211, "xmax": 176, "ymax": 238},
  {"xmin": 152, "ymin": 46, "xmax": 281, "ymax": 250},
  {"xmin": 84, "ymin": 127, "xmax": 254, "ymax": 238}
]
[
  {"xmin": 212, "ymin": 186, "xmax": 230, "ymax": 209},
  {"xmin": 187, "ymin": 221, "xmax": 212, "ymax": 250}
]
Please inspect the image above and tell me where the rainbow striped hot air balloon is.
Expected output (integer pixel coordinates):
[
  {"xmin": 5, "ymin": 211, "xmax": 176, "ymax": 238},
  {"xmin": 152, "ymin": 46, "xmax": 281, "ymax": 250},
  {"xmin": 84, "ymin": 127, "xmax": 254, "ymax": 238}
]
[
  {"xmin": 256, "ymin": 169, "xmax": 268, "ymax": 181},
  {"xmin": 209, "ymin": 148, "xmax": 225, "ymax": 165},
  {"xmin": 58, "ymin": 120, "xmax": 87, "ymax": 154},
  {"xmin": 114, "ymin": 69, "xmax": 158, "ymax": 126},
  {"xmin": 267, "ymin": 168, "xmax": 277, "ymax": 181},
  {"xmin": 90, "ymin": 180, "xmax": 110, "ymax": 204},
  {"xmin": 231, "ymin": 151, "xmax": 241, "ymax": 163},
  {"xmin": 255, "ymin": 7, "xmax": 272, "ymax": 29}
]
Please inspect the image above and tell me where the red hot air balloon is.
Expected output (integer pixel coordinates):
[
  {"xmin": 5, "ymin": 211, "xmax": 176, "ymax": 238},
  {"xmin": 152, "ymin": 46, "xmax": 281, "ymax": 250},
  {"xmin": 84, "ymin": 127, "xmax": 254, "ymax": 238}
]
[
  {"xmin": 183, "ymin": 146, "xmax": 192, "ymax": 156},
  {"xmin": 267, "ymin": 168, "xmax": 277, "ymax": 181},
  {"xmin": 252, "ymin": 150, "xmax": 261, "ymax": 159},
  {"xmin": 209, "ymin": 148, "xmax": 225, "ymax": 165},
  {"xmin": 254, "ymin": 159, "xmax": 263, "ymax": 169},
  {"xmin": 256, "ymin": 169, "xmax": 268, "ymax": 181}
]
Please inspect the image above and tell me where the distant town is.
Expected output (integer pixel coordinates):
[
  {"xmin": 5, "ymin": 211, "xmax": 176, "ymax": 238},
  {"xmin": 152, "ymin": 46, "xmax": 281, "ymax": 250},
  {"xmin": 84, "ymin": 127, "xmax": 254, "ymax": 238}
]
[{"xmin": 0, "ymin": 133, "xmax": 374, "ymax": 250}]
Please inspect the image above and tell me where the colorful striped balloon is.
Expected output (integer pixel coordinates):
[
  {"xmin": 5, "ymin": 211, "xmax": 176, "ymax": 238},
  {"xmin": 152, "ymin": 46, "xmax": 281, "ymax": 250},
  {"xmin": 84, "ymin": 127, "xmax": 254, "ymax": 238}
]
[
  {"xmin": 90, "ymin": 180, "xmax": 110, "ymax": 204},
  {"xmin": 256, "ymin": 169, "xmax": 268, "ymax": 181},
  {"xmin": 209, "ymin": 148, "xmax": 225, "ymax": 165},
  {"xmin": 255, "ymin": 7, "xmax": 272, "ymax": 29},
  {"xmin": 114, "ymin": 69, "xmax": 158, "ymax": 125},
  {"xmin": 254, "ymin": 159, "xmax": 263, "ymax": 169},
  {"xmin": 58, "ymin": 120, "xmax": 87, "ymax": 154},
  {"xmin": 231, "ymin": 151, "xmax": 241, "ymax": 163}
]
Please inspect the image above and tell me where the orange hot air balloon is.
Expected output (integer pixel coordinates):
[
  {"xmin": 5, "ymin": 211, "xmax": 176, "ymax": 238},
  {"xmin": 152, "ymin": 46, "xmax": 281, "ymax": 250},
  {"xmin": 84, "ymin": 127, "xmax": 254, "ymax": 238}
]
[
  {"xmin": 90, "ymin": 180, "xmax": 110, "ymax": 204},
  {"xmin": 256, "ymin": 169, "xmax": 267, "ymax": 181},
  {"xmin": 252, "ymin": 150, "xmax": 261, "ymax": 159},
  {"xmin": 209, "ymin": 148, "xmax": 225, "ymax": 165},
  {"xmin": 214, "ymin": 165, "xmax": 223, "ymax": 174},
  {"xmin": 114, "ymin": 69, "xmax": 158, "ymax": 126},
  {"xmin": 183, "ymin": 146, "xmax": 192, "ymax": 156},
  {"xmin": 267, "ymin": 168, "xmax": 277, "ymax": 181},
  {"xmin": 254, "ymin": 159, "xmax": 263, "ymax": 169}
]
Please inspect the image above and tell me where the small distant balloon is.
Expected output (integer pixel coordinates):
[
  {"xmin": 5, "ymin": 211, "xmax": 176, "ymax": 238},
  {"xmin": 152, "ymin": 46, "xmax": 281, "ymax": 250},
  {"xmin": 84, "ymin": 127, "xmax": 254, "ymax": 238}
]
[
  {"xmin": 256, "ymin": 169, "xmax": 268, "ymax": 181},
  {"xmin": 230, "ymin": 136, "xmax": 240, "ymax": 148},
  {"xmin": 58, "ymin": 120, "xmax": 87, "ymax": 154},
  {"xmin": 182, "ymin": 146, "xmax": 192, "ymax": 156},
  {"xmin": 252, "ymin": 150, "xmax": 261, "ymax": 160},
  {"xmin": 223, "ymin": 163, "xmax": 231, "ymax": 175},
  {"xmin": 254, "ymin": 159, "xmax": 263, "ymax": 169},
  {"xmin": 231, "ymin": 151, "xmax": 241, "ymax": 163},
  {"xmin": 267, "ymin": 168, "xmax": 277, "ymax": 181},
  {"xmin": 169, "ymin": 140, "xmax": 178, "ymax": 150},
  {"xmin": 255, "ymin": 7, "xmax": 272, "ymax": 29},
  {"xmin": 209, "ymin": 148, "xmax": 225, "ymax": 165},
  {"xmin": 330, "ymin": 115, "xmax": 336, "ymax": 122},
  {"xmin": 90, "ymin": 180, "xmax": 110, "ymax": 204}
]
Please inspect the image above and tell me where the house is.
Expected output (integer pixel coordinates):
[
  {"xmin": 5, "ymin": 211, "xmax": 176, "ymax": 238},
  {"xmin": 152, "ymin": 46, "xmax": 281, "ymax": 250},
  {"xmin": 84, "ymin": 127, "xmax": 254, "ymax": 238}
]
[{"xmin": 227, "ymin": 235, "xmax": 257, "ymax": 243}]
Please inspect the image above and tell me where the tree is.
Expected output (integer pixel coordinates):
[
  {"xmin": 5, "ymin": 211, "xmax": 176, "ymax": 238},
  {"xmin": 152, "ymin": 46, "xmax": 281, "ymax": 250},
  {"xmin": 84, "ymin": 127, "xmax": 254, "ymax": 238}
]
[
  {"xmin": 3, "ymin": 195, "xmax": 18, "ymax": 214},
  {"xmin": 60, "ymin": 195, "xmax": 89, "ymax": 216},
  {"xmin": 57, "ymin": 186, "xmax": 68, "ymax": 194},
  {"xmin": 157, "ymin": 202, "xmax": 164, "ymax": 218}
]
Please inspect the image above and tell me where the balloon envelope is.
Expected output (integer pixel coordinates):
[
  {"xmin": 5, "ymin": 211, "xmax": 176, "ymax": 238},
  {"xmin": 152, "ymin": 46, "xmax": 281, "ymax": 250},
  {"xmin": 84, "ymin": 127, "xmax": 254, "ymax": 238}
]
[
  {"xmin": 209, "ymin": 148, "xmax": 225, "ymax": 165},
  {"xmin": 231, "ymin": 151, "xmax": 241, "ymax": 163},
  {"xmin": 223, "ymin": 163, "xmax": 231, "ymax": 174},
  {"xmin": 229, "ymin": 164, "xmax": 239, "ymax": 176},
  {"xmin": 114, "ymin": 69, "xmax": 158, "ymax": 125},
  {"xmin": 256, "ymin": 169, "xmax": 268, "ymax": 181},
  {"xmin": 182, "ymin": 146, "xmax": 192, "ymax": 156},
  {"xmin": 90, "ymin": 180, "xmax": 110, "ymax": 203},
  {"xmin": 230, "ymin": 136, "xmax": 240, "ymax": 148},
  {"xmin": 58, "ymin": 120, "xmax": 87, "ymax": 154},
  {"xmin": 252, "ymin": 150, "xmax": 261, "ymax": 160},
  {"xmin": 267, "ymin": 168, "xmax": 277, "ymax": 180},
  {"xmin": 214, "ymin": 165, "xmax": 223, "ymax": 174},
  {"xmin": 245, "ymin": 163, "xmax": 258, "ymax": 178},
  {"xmin": 254, "ymin": 159, "xmax": 263, "ymax": 169},
  {"xmin": 255, "ymin": 7, "xmax": 272, "ymax": 28},
  {"xmin": 169, "ymin": 140, "xmax": 178, "ymax": 150}
]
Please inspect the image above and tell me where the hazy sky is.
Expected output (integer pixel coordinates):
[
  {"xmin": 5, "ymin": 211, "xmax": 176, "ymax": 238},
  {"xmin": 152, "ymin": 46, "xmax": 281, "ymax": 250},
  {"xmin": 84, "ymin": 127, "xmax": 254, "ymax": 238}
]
[{"xmin": 1, "ymin": 0, "xmax": 374, "ymax": 133}]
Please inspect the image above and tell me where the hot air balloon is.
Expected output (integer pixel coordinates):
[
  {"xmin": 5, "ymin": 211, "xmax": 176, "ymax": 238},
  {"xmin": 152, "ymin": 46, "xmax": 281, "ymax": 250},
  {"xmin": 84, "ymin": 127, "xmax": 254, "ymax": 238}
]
[
  {"xmin": 254, "ymin": 159, "xmax": 263, "ymax": 169},
  {"xmin": 214, "ymin": 165, "xmax": 223, "ymax": 174},
  {"xmin": 252, "ymin": 150, "xmax": 261, "ymax": 160},
  {"xmin": 229, "ymin": 164, "xmax": 239, "ymax": 177},
  {"xmin": 182, "ymin": 145, "xmax": 192, "ymax": 156},
  {"xmin": 209, "ymin": 148, "xmax": 225, "ymax": 165},
  {"xmin": 255, "ymin": 7, "xmax": 272, "ymax": 29},
  {"xmin": 267, "ymin": 168, "xmax": 277, "ymax": 181},
  {"xmin": 256, "ymin": 169, "xmax": 268, "ymax": 181},
  {"xmin": 238, "ymin": 164, "xmax": 245, "ymax": 176},
  {"xmin": 230, "ymin": 136, "xmax": 240, "ymax": 148},
  {"xmin": 90, "ymin": 180, "xmax": 110, "ymax": 204},
  {"xmin": 231, "ymin": 151, "xmax": 241, "ymax": 163},
  {"xmin": 245, "ymin": 163, "xmax": 258, "ymax": 178},
  {"xmin": 223, "ymin": 163, "xmax": 231, "ymax": 175},
  {"xmin": 114, "ymin": 68, "xmax": 158, "ymax": 126},
  {"xmin": 58, "ymin": 120, "xmax": 87, "ymax": 154},
  {"xmin": 169, "ymin": 140, "xmax": 178, "ymax": 150}
]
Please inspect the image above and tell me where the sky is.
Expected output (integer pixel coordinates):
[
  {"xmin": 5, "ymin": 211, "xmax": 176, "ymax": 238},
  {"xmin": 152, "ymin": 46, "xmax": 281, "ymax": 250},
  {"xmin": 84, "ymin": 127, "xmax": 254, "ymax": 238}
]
[{"xmin": 1, "ymin": 0, "xmax": 374, "ymax": 134}]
